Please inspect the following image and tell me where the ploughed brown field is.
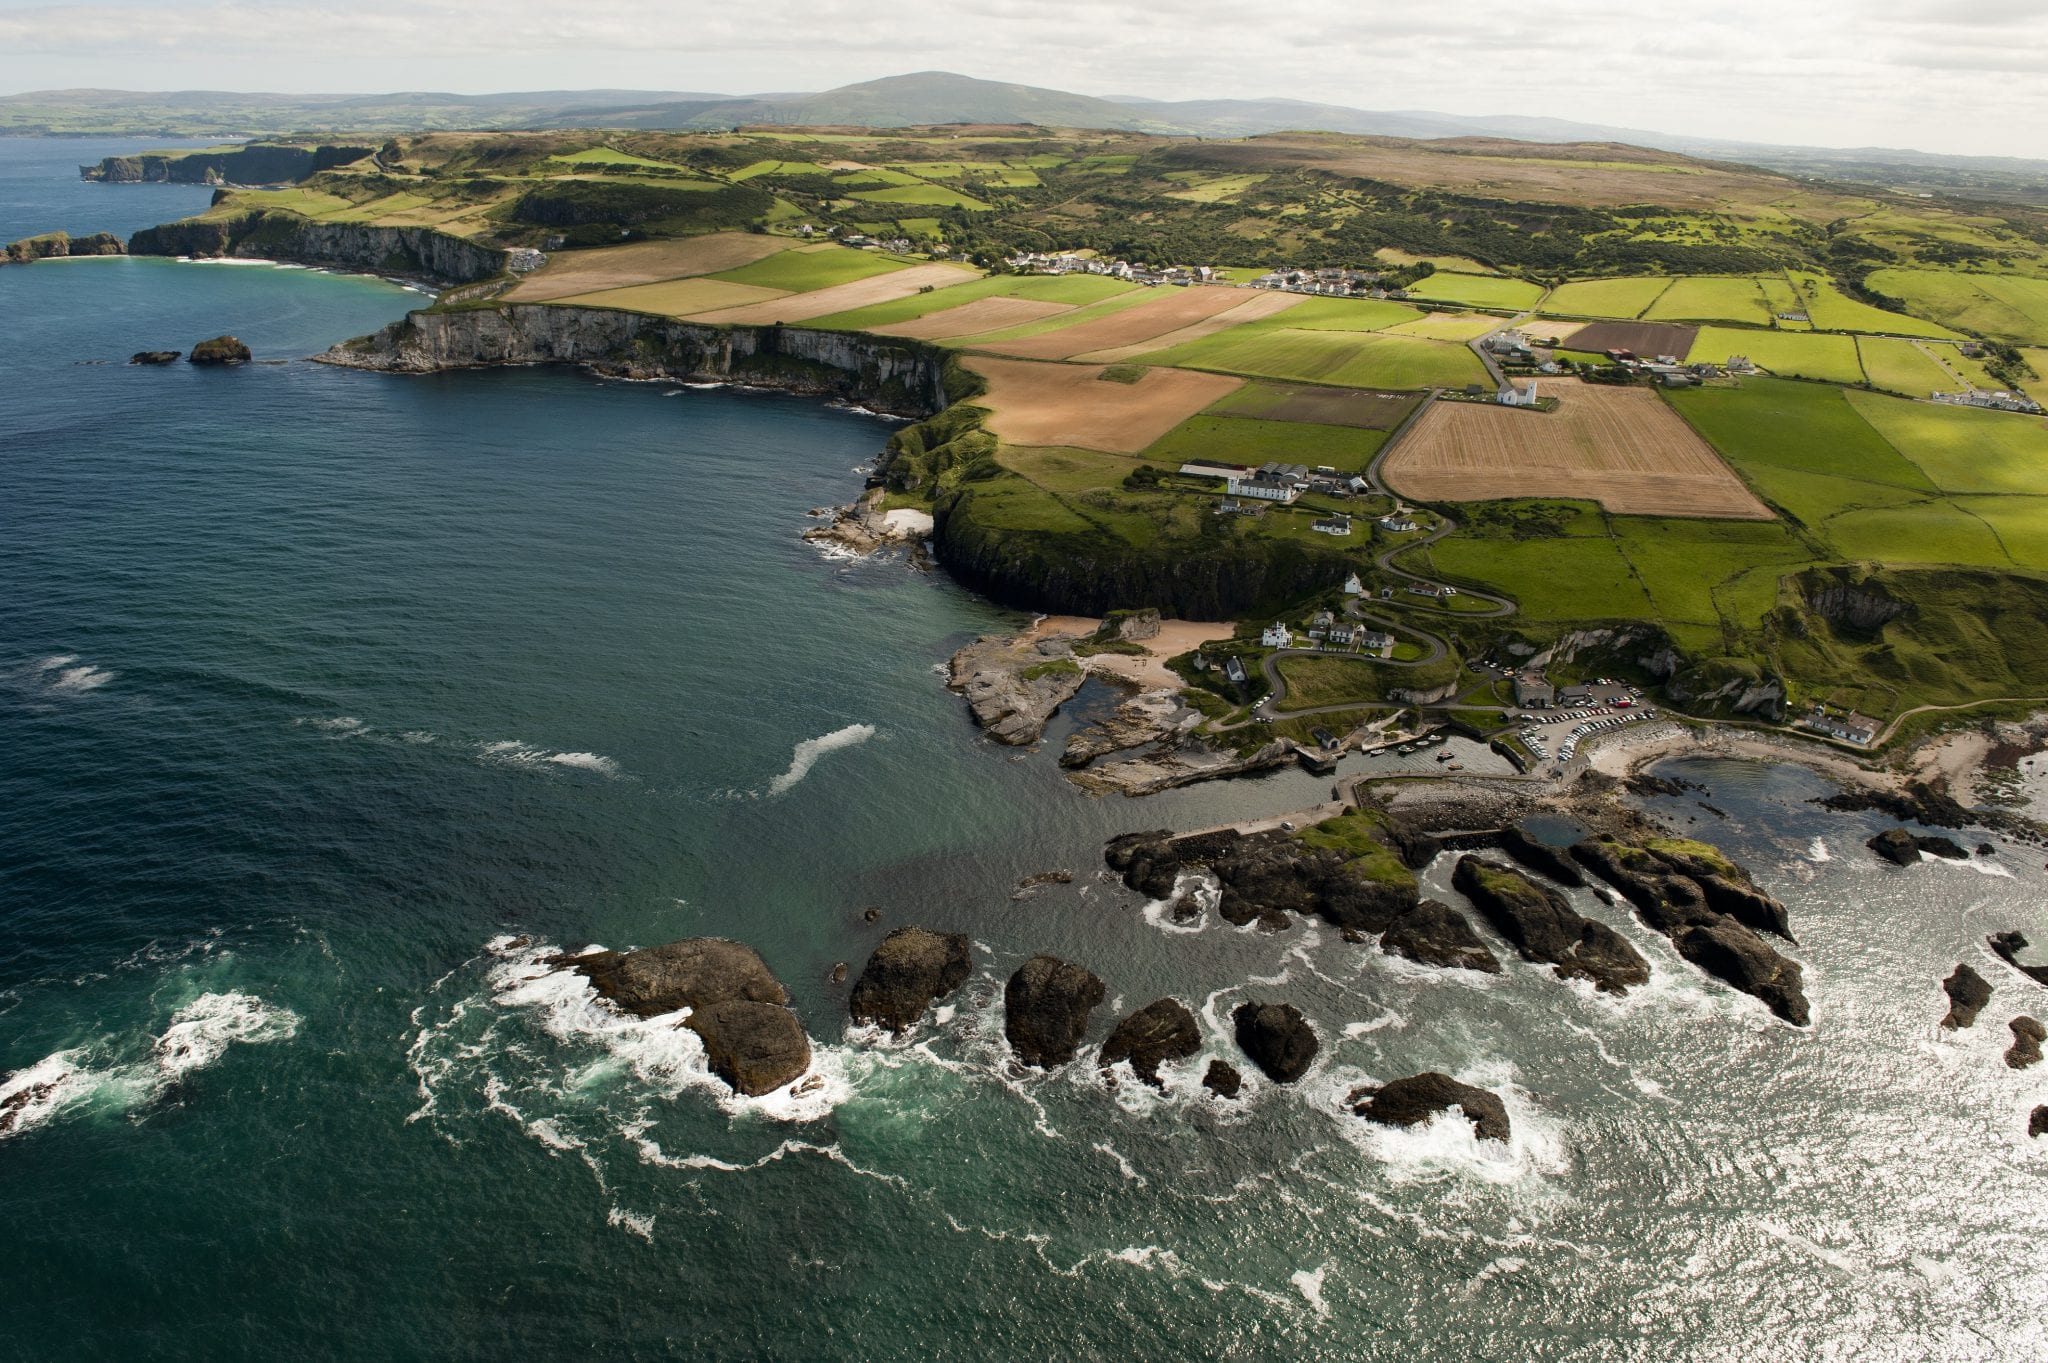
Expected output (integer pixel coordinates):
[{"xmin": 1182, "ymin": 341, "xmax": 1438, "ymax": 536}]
[
  {"xmin": 1383, "ymin": 379, "xmax": 1772, "ymax": 519},
  {"xmin": 1075, "ymin": 291, "xmax": 1305, "ymax": 362},
  {"xmin": 504, "ymin": 234, "xmax": 791, "ymax": 302},
  {"xmin": 870, "ymin": 296, "xmax": 1074, "ymax": 340},
  {"xmin": 974, "ymin": 285, "xmax": 1257, "ymax": 360},
  {"xmin": 964, "ymin": 355, "xmax": 1242, "ymax": 453},
  {"xmin": 1567, "ymin": 321, "xmax": 1699, "ymax": 359},
  {"xmin": 685, "ymin": 263, "xmax": 979, "ymax": 324}
]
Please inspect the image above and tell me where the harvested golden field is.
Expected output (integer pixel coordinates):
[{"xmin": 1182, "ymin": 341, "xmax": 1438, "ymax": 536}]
[
  {"xmin": 1075, "ymin": 290, "xmax": 1305, "ymax": 362},
  {"xmin": 685, "ymin": 263, "xmax": 979, "ymax": 324},
  {"xmin": 965, "ymin": 356, "xmax": 1241, "ymax": 453},
  {"xmin": 871, "ymin": 296, "xmax": 1074, "ymax": 339},
  {"xmin": 978, "ymin": 286, "xmax": 1257, "ymax": 360},
  {"xmin": 553, "ymin": 278, "xmax": 788, "ymax": 316},
  {"xmin": 1384, "ymin": 380, "xmax": 1772, "ymax": 519},
  {"xmin": 1528, "ymin": 318, "xmax": 1589, "ymax": 344},
  {"xmin": 505, "ymin": 234, "xmax": 791, "ymax": 302}
]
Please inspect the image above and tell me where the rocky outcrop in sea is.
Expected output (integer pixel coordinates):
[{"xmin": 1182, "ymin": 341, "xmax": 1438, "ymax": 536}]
[
  {"xmin": 849, "ymin": 927, "xmax": 971, "ymax": 1035},
  {"xmin": 1379, "ymin": 899, "xmax": 1502, "ymax": 974},
  {"xmin": 1098, "ymin": 998, "xmax": 1200, "ymax": 1087},
  {"xmin": 1450, "ymin": 855, "xmax": 1649, "ymax": 995},
  {"xmin": 567, "ymin": 937, "xmax": 811, "ymax": 1096},
  {"xmin": 1003, "ymin": 955, "xmax": 1106, "ymax": 1068},
  {"xmin": 1232, "ymin": 1002, "xmax": 1317, "ymax": 1083},
  {"xmin": 2006, "ymin": 1016, "xmax": 2044, "ymax": 1069},
  {"xmin": 1349, "ymin": 1072, "xmax": 1510, "ymax": 1142},
  {"xmin": 189, "ymin": 335, "xmax": 252, "ymax": 366},
  {"xmin": 1106, "ymin": 823, "xmax": 1419, "ymax": 935},
  {"xmin": 1939, "ymin": 963, "xmax": 1992, "ymax": 1029},
  {"xmin": 949, "ymin": 632, "xmax": 1087, "ymax": 747}
]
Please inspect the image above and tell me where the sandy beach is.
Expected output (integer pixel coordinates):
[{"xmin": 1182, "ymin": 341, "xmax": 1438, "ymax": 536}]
[{"xmin": 1025, "ymin": 614, "xmax": 1235, "ymax": 690}]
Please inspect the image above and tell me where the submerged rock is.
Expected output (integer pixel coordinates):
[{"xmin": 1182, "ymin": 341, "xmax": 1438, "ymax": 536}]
[
  {"xmin": 1003, "ymin": 955, "xmax": 1106, "ymax": 1068},
  {"xmin": 1940, "ymin": 963, "xmax": 1992, "ymax": 1029},
  {"xmin": 2006, "ymin": 1016, "xmax": 2044, "ymax": 1070},
  {"xmin": 188, "ymin": 334, "xmax": 251, "ymax": 366},
  {"xmin": 1232, "ymin": 1001, "xmax": 1318, "ymax": 1083},
  {"xmin": 129, "ymin": 350, "xmax": 180, "ymax": 365},
  {"xmin": 1098, "ymin": 998, "xmax": 1200, "ymax": 1087},
  {"xmin": 1201, "ymin": 1059, "xmax": 1242, "ymax": 1099},
  {"xmin": 1379, "ymin": 899, "xmax": 1502, "ymax": 974},
  {"xmin": 1451, "ymin": 855, "xmax": 1648, "ymax": 995},
  {"xmin": 569, "ymin": 938, "xmax": 810, "ymax": 1096},
  {"xmin": 1349, "ymin": 1072, "xmax": 1510, "ymax": 1143},
  {"xmin": 849, "ymin": 926, "xmax": 971, "ymax": 1034}
]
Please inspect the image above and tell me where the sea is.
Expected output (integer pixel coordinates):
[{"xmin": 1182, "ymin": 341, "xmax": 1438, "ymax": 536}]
[{"xmin": 3, "ymin": 137, "xmax": 2046, "ymax": 1362}]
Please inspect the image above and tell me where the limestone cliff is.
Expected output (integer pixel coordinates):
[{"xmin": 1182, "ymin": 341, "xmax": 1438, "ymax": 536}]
[
  {"xmin": 318, "ymin": 304, "xmax": 948, "ymax": 415},
  {"xmin": 83, "ymin": 144, "xmax": 373, "ymax": 186},
  {"xmin": 129, "ymin": 212, "xmax": 506, "ymax": 287}
]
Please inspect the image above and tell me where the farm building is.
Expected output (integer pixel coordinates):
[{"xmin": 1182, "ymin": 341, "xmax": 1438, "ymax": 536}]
[
  {"xmin": 1228, "ymin": 473, "xmax": 1302, "ymax": 503},
  {"xmin": 1498, "ymin": 381, "xmax": 1539, "ymax": 407}
]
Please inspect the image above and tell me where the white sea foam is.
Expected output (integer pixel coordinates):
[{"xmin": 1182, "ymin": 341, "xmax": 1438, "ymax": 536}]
[
  {"xmin": 607, "ymin": 1206, "xmax": 657, "ymax": 1242},
  {"xmin": 767, "ymin": 723, "xmax": 876, "ymax": 796},
  {"xmin": 152, "ymin": 991, "xmax": 301, "ymax": 1078},
  {"xmin": 1291, "ymin": 1265, "xmax": 1331, "ymax": 1318},
  {"xmin": 478, "ymin": 739, "xmax": 623, "ymax": 778},
  {"xmin": 1139, "ymin": 868, "xmax": 1216, "ymax": 934},
  {"xmin": 13, "ymin": 654, "xmax": 117, "ymax": 698},
  {"xmin": 0, "ymin": 991, "xmax": 299, "ymax": 1141},
  {"xmin": 1806, "ymin": 837, "xmax": 1831, "ymax": 863},
  {"xmin": 546, "ymin": 751, "xmax": 620, "ymax": 776}
]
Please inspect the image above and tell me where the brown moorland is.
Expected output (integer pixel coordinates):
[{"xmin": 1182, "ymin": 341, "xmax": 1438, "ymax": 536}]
[
  {"xmin": 1382, "ymin": 379, "xmax": 1772, "ymax": 519},
  {"xmin": 965, "ymin": 356, "xmax": 1242, "ymax": 453},
  {"xmin": 505, "ymin": 233, "xmax": 791, "ymax": 302}
]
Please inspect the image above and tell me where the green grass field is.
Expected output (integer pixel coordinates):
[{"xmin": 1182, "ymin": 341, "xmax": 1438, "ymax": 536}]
[
  {"xmin": 1787, "ymin": 271, "xmax": 1960, "ymax": 339},
  {"xmin": 1822, "ymin": 504, "xmax": 2014, "ymax": 567},
  {"xmin": 1854, "ymin": 337, "xmax": 1955, "ymax": 398},
  {"xmin": 1405, "ymin": 273, "xmax": 1546, "ymax": 310},
  {"xmin": 945, "ymin": 287, "xmax": 1165, "ymax": 347},
  {"xmin": 850, "ymin": 184, "xmax": 992, "ymax": 210},
  {"xmin": 709, "ymin": 245, "xmax": 910, "ymax": 292},
  {"xmin": 1427, "ymin": 535, "xmax": 1655, "ymax": 621},
  {"xmin": 1644, "ymin": 276, "xmax": 1771, "ymax": 325},
  {"xmin": 1843, "ymin": 389, "xmax": 2048, "ymax": 496},
  {"xmin": 1384, "ymin": 313, "xmax": 1499, "ymax": 342},
  {"xmin": 1141, "ymin": 327, "xmax": 1488, "ymax": 389},
  {"xmin": 545, "ymin": 147, "xmax": 686, "ymax": 171},
  {"xmin": 728, "ymin": 159, "xmax": 831, "ymax": 181},
  {"xmin": 1609, "ymin": 518, "xmax": 1814, "ymax": 635},
  {"xmin": 1140, "ymin": 415, "xmax": 1389, "ymax": 474},
  {"xmin": 807, "ymin": 273, "xmax": 1135, "ymax": 330},
  {"xmin": 1268, "ymin": 296, "xmax": 1424, "ymax": 332},
  {"xmin": 1540, "ymin": 277, "xmax": 1670, "ymax": 319},
  {"xmin": 1954, "ymin": 497, "xmax": 2048, "ymax": 570},
  {"xmin": 1274, "ymin": 655, "xmax": 1400, "ymax": 708},
  {"xmin": 1687, "ymin": 328, "xmax": 1867, "ymax": 385}
]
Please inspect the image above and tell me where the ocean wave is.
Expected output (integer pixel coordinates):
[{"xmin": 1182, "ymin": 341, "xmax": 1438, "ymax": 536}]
[
  {"xmin": 9, "ymin": 653, "xmax": 118, "ymax": 701},
  {"xmin": 767, "ymin": 723, "xmax": 876, "ymax": 796},
  {"xmin": 0, "ymin": 991, "xmax": 300, "ymax": 1142},
  {"xmin": 296, "ymin": 715, "xmax": 624, "ymax": 777}
]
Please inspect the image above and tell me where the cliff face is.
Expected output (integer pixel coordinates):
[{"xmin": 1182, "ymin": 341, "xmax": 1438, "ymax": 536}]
[
  {"xmin": 83, "ymin": 144, "xmax": 373, "ymax": 186},
  {"xmin": 934, "ymin": 489, "xmax": 1352, "ymax": 617},
  {"xmin": 319, "ymin": 305, "xmax": 948, "ymax": 417},
  {"xmin": 128, "ymin": 212, "xmax": 506, "ymax": 286},
  {"xmin": 4, "ymin": 230, "xmax": 124, "ymax": 263}
]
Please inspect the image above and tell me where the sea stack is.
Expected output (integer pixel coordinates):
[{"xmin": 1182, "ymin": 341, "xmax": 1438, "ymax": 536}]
[
  {"xmin": 1002, "ymin": 955, "xmax": 1105, "ymax": 1068},
  {"xmin": 848, "ymin": 926, "xmax": 971, "ymax": 1034},
  {"xmin": 189, "ymin": 335, "xmax": 252, "ymax": 366},
  {"xmin": 567, "ymin": 937, "xmax": 810, "ymax": 1096}
]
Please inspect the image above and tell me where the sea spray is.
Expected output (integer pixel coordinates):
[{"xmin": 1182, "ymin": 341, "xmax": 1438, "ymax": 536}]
[{"xmin": 767, "ymin": 723, "xmax": 876, "ymax": 796}]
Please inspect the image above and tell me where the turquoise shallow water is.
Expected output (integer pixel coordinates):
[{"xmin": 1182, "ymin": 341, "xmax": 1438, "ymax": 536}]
[{"xmin": 4, "ymin": 142, "xmax": 2048, "ymax": 1361}]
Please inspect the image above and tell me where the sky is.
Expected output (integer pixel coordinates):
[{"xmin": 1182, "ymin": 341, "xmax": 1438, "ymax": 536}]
[{"xmin": 0, "ymin": 0, "xmax": 2042, "ymax": 159}]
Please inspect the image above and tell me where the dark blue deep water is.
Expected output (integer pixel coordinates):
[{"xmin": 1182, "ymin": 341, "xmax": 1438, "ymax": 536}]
[{"xmin": 3, "ymin": 140, "xmax": 2047, "ymax": 1361}]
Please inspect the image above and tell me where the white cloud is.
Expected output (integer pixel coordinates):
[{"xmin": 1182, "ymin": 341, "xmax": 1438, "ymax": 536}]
[{"xmin": 0, "ymin": 0, "xmax": 2041, "ymax": 158}]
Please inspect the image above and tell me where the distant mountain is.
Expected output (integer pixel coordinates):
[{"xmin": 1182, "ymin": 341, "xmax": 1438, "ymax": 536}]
[{"xmin": 7, "ymin": 73, "xmax": 2044, "ymax": 200}]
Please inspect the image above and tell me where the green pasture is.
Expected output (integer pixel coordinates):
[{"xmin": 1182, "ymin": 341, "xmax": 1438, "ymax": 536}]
[
  {"xmin": 1141, "ymin": 327, "xmax": 1487, "ymax": 389},
  {"xmin": 1426, "ymin": 535, "xmax": 1654, "ymax": 621},
  {"xmin": 1540, "ymin": 277, "xmax": 1670, "ymax": 319},
  {"xmin": 1844, "ymin": 389, "xmax": 2048, "ymax": 496},
  {"xmin": 1404, "ymin": 272, "xmax": 1546, "ymax": 310},
  {"xmin": 545, "ymin": 147, "xmax": 686, "ymax": 171},
  {"xmin": 851, "ymin": 184, "xmax": 992, "ymax": 210},
  {"xmin": 807, "ymin": 273, "xmax": 1134, "ymax": 330},
  {"xmin": 710, "ymin": 245, "xmax": 910, "ymax": 292},
  {"xmin": 1140, "ymin": 415, "xmax": 1389, "ymax": 474},
  {"xmin": 1687, "ymin": 328, "xmax": 1867, "ymax": 385},
  {"xmin": 1786, "ymin": 271, "xmax": 1960, "ymax": 339},
  {"xmin": 1644, "ymin": 276, "xmax": 1771, "ymax": 326},
  {"xmin": 1854, "ymin": 337, "xmax": 1954, "ymax": 398}
]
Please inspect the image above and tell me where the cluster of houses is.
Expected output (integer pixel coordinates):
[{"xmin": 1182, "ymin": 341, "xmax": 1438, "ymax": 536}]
[
  {"xmin": 1183, "ymin": 459, "xmax": 1372, "ymax": 506},
  {"xmin": 1591, "ymin": 346, "xmax": 1749, "ymax": 387},
  {"xmin": 1259, "ymin": 614, "xmax": 1395, "ymax": 656},
  {"xmin": 840, "ymin": 232, "xmax": 916, "ymax": 253},
  {"xmin": 1248, "ymin": 267, "xmax": 1406, "ymax": 300},
  {"xmin": 1006, "ymin": 252, "xmax": 1219, "ymax": 286},
  {"xmin": 1933, "ymin": 388, "xmax": 2042, "ymax": 415},
  {"xmin": 1799, "ymin": 705, "xmax": 1880, "ymax": 746}
]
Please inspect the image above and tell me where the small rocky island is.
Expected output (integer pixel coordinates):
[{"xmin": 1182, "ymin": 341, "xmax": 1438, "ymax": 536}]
[{"xmin": 189, "ymin": 335, "xmax": 253, "ymax": 366}]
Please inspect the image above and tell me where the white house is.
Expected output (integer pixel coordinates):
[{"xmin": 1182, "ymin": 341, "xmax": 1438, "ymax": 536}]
[
  {"xmin": 1227, "ymin": 473, "xmax": 1301, "ymax": 503},
  {"xmin": 1343, "ymin": 572, "xmax": 1365, "ymax": 595},
  {"xmin": 1260, "ymin": 623, "xmax": 1292, "ymax": 648},
  {"xmin": 1498, "ymin": 380, "xmax": 1539, "ymax": 407},
  {"xmin": 1312, "ymin": 514, "xmax": 1352, "ymax": 536},
  {"xmin": 1361, "ymin": 631, "xmax": 1395, "ymax": 655},
  {"xmin": 1377, "ymin": 514, "xmax": 1418, "ymax": 533}
]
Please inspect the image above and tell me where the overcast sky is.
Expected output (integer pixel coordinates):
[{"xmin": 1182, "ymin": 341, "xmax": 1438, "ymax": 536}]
[{"xmin": 1, "ymin": 0, "xmax": 2041, "ymax": 159}]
